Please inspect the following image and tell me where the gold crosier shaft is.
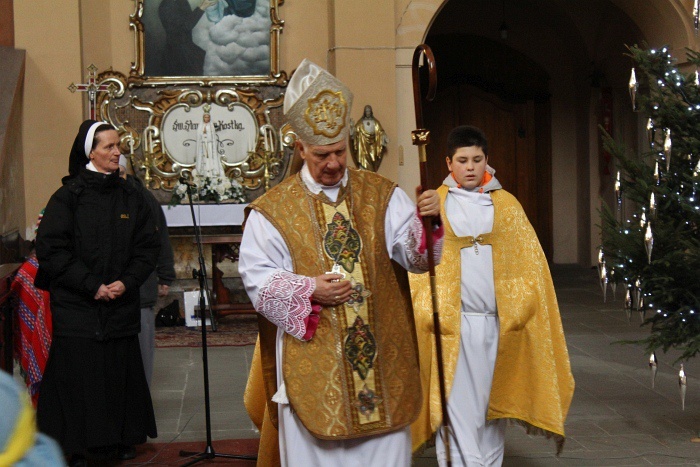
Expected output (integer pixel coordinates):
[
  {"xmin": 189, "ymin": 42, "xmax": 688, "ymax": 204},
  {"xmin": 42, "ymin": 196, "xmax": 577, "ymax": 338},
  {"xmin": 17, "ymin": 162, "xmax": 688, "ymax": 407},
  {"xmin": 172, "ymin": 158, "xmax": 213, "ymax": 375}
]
[{"xmin": 411, "ymin": 44, "xmax": 452, "ymax": 467}]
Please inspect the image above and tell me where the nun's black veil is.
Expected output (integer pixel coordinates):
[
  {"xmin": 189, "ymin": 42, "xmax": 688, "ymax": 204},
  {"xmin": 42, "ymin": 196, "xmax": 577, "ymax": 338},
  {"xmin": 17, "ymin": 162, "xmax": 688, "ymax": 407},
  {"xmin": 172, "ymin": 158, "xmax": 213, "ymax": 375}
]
[{"xmin": 67, "ymin": 120, "xmax": 113, "ymax": 177}]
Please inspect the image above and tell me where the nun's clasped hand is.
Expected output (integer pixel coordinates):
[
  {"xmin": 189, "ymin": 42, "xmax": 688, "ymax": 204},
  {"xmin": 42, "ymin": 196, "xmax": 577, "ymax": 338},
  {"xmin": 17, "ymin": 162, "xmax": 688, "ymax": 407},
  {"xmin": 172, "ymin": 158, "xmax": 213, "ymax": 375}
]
[{"xmin": 94, "ymin": 280, "xmax": 126, "ymax": 301}]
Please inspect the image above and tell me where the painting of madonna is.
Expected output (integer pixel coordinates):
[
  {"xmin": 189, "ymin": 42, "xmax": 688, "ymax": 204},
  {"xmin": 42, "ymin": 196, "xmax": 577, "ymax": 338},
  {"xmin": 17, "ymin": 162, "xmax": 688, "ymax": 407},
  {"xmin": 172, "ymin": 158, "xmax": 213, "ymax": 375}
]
[{"xmin": 142, "ymin": 0, "xmax": 271, "ymax": 77}]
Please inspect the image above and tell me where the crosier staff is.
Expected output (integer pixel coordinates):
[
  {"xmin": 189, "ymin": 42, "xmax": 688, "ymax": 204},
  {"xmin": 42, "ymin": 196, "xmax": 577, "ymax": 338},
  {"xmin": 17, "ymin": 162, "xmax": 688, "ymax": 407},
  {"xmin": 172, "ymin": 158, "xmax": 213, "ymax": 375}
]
[{"xmin": 411, "ymin": 44, "xmax": 452, "ymax": 467}]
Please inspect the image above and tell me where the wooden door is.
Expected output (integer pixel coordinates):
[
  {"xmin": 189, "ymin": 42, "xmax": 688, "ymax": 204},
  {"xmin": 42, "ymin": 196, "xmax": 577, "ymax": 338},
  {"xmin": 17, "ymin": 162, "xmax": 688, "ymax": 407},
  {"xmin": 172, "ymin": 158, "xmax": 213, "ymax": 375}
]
[{"xmin": 423, "ymin": 85, "xmax": 553, "ymax": 259}]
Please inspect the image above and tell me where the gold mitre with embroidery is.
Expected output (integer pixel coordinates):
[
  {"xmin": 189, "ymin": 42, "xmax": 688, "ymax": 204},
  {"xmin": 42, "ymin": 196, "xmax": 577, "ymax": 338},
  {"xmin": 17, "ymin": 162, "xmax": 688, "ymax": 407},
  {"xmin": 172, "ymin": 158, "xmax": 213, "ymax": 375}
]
[{"xmin": 284, "ymin": 59, "xmax": 354, "ymax": 146}]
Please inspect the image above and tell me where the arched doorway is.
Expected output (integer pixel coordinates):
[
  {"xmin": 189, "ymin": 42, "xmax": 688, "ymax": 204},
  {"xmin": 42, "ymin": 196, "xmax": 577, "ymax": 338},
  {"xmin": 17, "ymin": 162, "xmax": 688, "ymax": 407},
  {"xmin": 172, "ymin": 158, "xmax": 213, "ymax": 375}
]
[
  {"xmin": 396, "ymin": 0, "xmax": 689, "ymax": 265},
  {"xmin": 421, "ymin": 32, "xmax": 553, "ymax": 259}
]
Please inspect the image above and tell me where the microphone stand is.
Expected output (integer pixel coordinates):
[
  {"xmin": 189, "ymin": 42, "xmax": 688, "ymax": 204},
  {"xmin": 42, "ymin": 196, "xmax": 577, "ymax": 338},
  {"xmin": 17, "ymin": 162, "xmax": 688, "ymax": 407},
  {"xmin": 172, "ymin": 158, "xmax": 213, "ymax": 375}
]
[{"xmin": 179, "ymin": 181, "xmax": 256, "ymax": 466}]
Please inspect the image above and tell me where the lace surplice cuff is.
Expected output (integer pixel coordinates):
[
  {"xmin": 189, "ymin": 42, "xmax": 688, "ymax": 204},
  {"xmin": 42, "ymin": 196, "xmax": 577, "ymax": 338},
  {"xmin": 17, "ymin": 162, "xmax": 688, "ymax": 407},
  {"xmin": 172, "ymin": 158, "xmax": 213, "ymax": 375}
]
[
  {"xmin": 406, "ymin": 210, "xmax": 445, "ymax": 271},
  {"xmin": 256, "ymin": 270, "xmax": 318, "ymax": 341}
]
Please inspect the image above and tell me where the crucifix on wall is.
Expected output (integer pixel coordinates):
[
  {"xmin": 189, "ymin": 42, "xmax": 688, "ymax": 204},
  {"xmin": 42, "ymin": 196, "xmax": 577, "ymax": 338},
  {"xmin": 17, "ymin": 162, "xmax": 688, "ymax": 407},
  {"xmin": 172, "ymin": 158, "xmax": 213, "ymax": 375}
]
[{"xmin": 67, "ymin": 64, "xmax": 114, "ymax": 120}]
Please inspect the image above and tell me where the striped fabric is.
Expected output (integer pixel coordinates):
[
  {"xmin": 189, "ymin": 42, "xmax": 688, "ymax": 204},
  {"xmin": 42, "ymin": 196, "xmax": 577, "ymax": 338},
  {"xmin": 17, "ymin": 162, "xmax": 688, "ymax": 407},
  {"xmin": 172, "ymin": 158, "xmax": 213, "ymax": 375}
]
[{"xmin": 11, "ymin": 256, "xmax": 52, "ymax": 406}]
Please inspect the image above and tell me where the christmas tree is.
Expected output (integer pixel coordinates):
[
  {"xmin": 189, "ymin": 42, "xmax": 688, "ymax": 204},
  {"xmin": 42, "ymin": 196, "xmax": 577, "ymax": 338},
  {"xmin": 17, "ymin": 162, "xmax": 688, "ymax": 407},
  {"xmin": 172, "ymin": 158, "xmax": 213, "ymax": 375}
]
[{"xmin": 600, "ymin": 45, "xmax": 700, "ymax": 363}]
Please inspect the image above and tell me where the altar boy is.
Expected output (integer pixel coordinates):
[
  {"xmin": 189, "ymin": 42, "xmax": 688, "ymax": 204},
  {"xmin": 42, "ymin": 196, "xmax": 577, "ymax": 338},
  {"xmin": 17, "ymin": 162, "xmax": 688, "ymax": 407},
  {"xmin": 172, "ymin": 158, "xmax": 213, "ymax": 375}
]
[{"xmin": 410, "ymin": 125, "xmax": 574, "ymax": 466}]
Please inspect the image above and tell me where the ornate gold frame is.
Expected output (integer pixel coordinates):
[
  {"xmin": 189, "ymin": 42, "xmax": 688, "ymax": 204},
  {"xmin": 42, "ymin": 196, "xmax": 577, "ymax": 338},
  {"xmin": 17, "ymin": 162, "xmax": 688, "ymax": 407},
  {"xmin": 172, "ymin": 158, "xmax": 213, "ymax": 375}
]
[
  {"xmin": 129, "ymin": 0, "xmax": 286, "ymax": 87},
  {"xmin": 84, "ymin": 0, "xmax": 294, "ymax": 202},
  {"xmin": 95, "ymin": 69, "xmax": 293, "ymax": 200}
]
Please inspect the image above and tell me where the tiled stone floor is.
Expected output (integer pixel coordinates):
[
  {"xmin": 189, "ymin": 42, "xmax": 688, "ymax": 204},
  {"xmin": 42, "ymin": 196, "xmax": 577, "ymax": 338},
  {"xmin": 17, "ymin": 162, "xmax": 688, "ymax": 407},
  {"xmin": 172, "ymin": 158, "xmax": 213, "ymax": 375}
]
[
  {"xmin": 26, "ymin": 265, "xmax": 699, "ymax": 465},
  {"xmin": 494, "ymin": 265, "xmax": 700, "ymax": 466}
]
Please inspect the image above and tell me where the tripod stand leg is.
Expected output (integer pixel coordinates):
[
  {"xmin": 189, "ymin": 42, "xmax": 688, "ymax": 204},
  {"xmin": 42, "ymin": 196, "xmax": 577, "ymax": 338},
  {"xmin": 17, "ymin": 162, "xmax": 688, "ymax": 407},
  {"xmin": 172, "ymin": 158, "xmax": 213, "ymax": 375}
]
[
  {"xmin": 179, "ymin": 445, "xmax": 257, "ymax": 466},
  {"xmin": 179, "ymin": 446, "xmax": 214, "ymax": 466}
]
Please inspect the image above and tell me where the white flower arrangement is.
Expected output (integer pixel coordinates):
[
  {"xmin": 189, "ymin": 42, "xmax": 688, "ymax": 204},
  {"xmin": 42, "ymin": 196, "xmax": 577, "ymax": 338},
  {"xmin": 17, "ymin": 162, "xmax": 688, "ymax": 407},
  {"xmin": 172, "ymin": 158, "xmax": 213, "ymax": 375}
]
[{"xmin": 170, "ymin": 176, "xmax": 247, "ymax": 206}]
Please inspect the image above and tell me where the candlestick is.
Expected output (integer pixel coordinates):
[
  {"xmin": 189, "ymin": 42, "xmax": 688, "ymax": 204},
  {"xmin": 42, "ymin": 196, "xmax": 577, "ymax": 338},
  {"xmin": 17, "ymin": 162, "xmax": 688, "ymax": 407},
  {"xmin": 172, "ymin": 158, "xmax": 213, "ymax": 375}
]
[{"xmin": 259, "ymin": 124, "xmax": 281, "ymax": 192}]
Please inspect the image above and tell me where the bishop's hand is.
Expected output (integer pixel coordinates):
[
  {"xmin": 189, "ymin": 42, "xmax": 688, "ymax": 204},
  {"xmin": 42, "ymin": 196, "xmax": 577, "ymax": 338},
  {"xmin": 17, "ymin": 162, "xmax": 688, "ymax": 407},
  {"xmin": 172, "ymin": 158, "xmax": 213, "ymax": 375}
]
[{"xmin": 312, "ymin": 274, "xmax": 353, "ymax": 306}]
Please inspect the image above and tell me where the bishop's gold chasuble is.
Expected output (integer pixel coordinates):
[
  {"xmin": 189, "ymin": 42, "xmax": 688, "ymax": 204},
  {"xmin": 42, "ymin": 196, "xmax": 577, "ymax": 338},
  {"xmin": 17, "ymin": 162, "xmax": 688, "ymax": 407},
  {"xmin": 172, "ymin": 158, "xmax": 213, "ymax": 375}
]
[
  {"xmin": 410, "ymin": 186, "xmax": 574, "ymax": 453},
  {"xmin": 247, "ymin": 169, "xmax": 422, "ymax": 442}
]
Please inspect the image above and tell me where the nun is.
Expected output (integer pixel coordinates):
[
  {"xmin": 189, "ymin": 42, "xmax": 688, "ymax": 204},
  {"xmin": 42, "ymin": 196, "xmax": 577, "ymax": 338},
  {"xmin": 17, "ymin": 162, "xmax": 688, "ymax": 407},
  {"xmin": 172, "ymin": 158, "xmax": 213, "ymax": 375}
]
[{"xmin": 35, "ymin": 120, "xmax": 161, "ymax": 466}]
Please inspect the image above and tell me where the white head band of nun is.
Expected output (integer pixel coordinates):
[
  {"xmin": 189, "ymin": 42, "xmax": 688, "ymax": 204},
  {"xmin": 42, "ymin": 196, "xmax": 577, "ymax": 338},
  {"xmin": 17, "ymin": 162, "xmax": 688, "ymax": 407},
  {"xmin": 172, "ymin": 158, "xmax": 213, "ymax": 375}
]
[
  {"xmin": 283, "ymin": 59, "xmax": 354, "ymax": 146},
  {"xmin": 84, "ymin": 121, "xmax": 106, "ymax": 159},
  {"xmin": 118, "ymin": 154, "xmax": 128, "ymax": 168}
]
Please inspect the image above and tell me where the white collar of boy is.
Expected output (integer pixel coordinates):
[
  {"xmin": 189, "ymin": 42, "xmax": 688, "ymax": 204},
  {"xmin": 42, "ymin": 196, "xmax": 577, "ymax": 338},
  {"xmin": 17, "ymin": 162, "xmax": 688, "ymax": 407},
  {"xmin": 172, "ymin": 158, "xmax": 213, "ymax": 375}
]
[
  {"xmin": 443, "ymin": 164, "xmax": 501, "ymax": 193},
  {"xmin": 300, "ymin": 163, "xmax": 348, "ymax": 200}
]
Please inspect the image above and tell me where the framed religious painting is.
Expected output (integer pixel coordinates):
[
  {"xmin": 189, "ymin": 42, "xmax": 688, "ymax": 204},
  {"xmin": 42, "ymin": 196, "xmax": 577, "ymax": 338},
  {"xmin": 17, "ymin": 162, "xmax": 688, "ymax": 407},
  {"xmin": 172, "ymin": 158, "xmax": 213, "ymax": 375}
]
[
  {"xmin": 130, "ymin": 0, "xmax": 285, "ymax": 86},
  {"xmin": 90, "ymin": 0, "xmax": 292, "ymax": 206}
]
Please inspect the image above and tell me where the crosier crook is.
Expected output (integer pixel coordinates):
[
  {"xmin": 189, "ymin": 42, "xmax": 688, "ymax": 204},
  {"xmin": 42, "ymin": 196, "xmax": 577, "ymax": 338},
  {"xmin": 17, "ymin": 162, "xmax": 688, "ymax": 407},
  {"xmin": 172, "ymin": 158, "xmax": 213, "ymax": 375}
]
[{"xmin": 411, "ymin": 44, "xmax": 453, "ymax": 467}]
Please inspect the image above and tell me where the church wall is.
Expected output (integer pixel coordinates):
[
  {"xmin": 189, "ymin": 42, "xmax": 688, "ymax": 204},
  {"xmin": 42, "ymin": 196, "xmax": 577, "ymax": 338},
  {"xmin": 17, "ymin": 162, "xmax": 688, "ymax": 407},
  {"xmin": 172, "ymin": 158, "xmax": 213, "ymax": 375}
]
[
  {"xmin": 10, "ymin": 0, "xmax": 415, "ymax": 239},
  {"xmin": 550, "ymin": 79, "xmax": 580, "ymax": 264},
  {"xmin": 102, "ymin": 0, "xmax": 398, "ymax": 178},
  {"xmin": 394, "ymin": 0, "xmax": 589, "ymax": 263},
  {"xmin": 0, "ymin": 0, "xmax": 14, "ymax": 47},
  {"xmin": 394, "ymin": 0, "xmax": 444, "ymax": 197},
  {"xmin": 12, "ymin": 0, "xmax": 700, "ymax": 266},
  {"xmin": 108, "ymin": 2, "xmax": 134, "ymax": 73},
  {"xmin": 0, "ymin": 115, "xmax": 25, "ymax": 240},
  {"xmin": 80, "ymin": 0, "xmax": 114, "ymax": 73},
  {"xmin": 14, "ymin": 0, "xmax": 84, "ymax": 236},
  {"xmin": 611, "ymin": 0, "xmax": 694, "ymax": 56},
  {"xmin": 332, "ymin": 0, "xmax": 398, "ymax": 181},
  {"xmin": 280, "ymin": 0, "xmax": 332, "ymax": 68},
  {"xmin": 576, "ymin": 85, "xmax": 593, "ymax": 266},
  {"xmin": 394, "ymin": 47, "xmax": 419, "ymax": 193},
  {"xmin": 391, "ymin": 0, "xmax": 700, "ymax": 265},
  {"xmin": 588, "ymin": 90, "xmax": 603, "ymax": 265},
  {"xmin": 11, "ymin": 0, "xmax": 335, "ymax": 238},
  {"xmin": 0, "ymin": 51, "xmax": 25, "ymax": 241}
]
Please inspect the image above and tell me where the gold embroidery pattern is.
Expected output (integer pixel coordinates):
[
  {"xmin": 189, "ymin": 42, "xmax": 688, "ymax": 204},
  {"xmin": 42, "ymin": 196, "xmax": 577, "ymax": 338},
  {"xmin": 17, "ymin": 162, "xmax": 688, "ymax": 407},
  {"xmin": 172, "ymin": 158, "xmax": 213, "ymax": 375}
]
[
  {"xmin": 320, "ymin": 200, "xmax": 382, "ymax": 425},
  {"xmin": 344, "ymin": 315, "xmax": 377, "ymax": 380},
  {"xmin": 347, "ymin": 278, "xmax": 371, "ymax": 314},
  {"xmin": 353, "ymin": 384, "xmax": 383, "ymax": 420},
  {"xmin": 304, "ymin": 90, "xmax": 347, "ymax": 138},
  {"xmin": 251, "ymin": 169, "xmax": 422, "ymax": 440},
  {"xmin": 324, "ymin": 211, "xmax": 362, "ymax": 273},
  {"xmin": 409, "ymin": 187, "xmax": 574, "ymax": 451}
]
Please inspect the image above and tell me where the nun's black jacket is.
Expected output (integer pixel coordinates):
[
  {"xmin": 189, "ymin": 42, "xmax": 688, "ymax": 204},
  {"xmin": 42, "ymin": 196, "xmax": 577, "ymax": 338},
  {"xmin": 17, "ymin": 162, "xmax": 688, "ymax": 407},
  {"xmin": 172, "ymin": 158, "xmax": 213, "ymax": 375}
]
[
  {"xmin": 36, "ymin": 168, "xmax": 161, "ymax": 341},
  {"xmin": 128, "ymin": 174, "xmax": 176, "ymax": 309}
]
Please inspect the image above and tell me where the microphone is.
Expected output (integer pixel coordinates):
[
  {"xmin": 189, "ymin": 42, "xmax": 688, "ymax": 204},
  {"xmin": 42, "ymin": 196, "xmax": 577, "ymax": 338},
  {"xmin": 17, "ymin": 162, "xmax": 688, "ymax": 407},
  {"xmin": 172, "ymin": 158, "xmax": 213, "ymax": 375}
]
[{"xmin": 179, "ymin": 175, "xmax": 197, "ymax": 187}]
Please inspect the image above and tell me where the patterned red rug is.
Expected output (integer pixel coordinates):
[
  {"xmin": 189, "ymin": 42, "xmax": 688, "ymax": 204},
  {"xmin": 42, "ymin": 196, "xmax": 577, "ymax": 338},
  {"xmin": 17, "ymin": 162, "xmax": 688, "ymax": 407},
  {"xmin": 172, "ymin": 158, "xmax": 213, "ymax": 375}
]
[{"xmin": 155, "ymin": 315, "xmax": 258, "ymax": 348}]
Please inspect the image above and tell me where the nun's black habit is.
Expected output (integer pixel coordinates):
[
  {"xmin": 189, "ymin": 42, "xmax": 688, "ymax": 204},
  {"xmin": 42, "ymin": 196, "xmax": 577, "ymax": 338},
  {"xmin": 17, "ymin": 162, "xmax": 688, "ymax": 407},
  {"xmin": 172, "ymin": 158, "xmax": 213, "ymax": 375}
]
[{"xmin": 35, "ymin": 120, "xmax": 161, "ymax": 458}]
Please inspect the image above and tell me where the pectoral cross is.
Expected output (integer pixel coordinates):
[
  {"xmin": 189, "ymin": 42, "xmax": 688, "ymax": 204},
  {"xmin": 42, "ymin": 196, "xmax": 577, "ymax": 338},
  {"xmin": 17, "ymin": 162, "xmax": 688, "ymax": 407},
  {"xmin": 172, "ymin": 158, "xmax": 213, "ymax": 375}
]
[
  {"xmin": 326, "ymin": 263, "xmax": 346, "ymax": 281},
  {"xmin": 67, "ymin": 64, "xmax": 113, "ymax": 120}
]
